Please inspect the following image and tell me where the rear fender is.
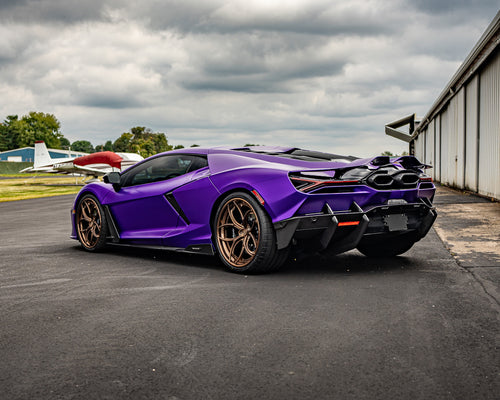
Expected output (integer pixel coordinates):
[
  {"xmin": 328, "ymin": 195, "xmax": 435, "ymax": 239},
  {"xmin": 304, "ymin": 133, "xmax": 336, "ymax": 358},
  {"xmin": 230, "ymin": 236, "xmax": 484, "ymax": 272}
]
[{"xmin": 209, "ymin": 168, "xmax": 305, "ymax": 222}]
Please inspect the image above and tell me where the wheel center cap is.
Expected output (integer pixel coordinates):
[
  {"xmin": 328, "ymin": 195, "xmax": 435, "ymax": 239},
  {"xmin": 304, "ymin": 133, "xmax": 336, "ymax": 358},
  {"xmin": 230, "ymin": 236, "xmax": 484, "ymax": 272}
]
[{"xmin": 239, "ymin": 227, "xmax": 250, "ymax": 236}]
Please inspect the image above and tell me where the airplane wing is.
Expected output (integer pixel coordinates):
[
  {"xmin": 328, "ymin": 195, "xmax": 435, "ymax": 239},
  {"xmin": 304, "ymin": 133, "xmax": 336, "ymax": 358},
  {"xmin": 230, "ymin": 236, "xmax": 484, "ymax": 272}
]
[
  {"xmin": 19, "ymin": 165, "xmax": 58, "ymax": 173},
  {"xmin": 52, "ymin": 163, "xmax": 115, "ymax": 176}
]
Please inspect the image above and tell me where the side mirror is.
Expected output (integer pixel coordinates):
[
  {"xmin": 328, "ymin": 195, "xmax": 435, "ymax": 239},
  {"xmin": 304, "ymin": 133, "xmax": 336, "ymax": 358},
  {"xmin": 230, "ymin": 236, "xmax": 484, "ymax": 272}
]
[{"xmin": 103, "ymin": 172, "xmax": 121, "ymax": 191}]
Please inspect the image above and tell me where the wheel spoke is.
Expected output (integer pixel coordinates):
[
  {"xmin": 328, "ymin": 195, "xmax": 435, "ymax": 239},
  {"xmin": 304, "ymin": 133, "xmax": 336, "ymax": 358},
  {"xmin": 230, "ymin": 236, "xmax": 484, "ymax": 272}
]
[
  {"xmin": 81, "ymin": 224, "xmax": 92, "ymax": 234},
  {"xmin": 219, "ymin": 223, "xmax": 236, "ymax": 229},
  {"xmin": 244, "ymin": 233, "xmax": 257, "ymax": 256},
  {"xmin": 91, "ymin": 222, "xmax": 101, "ymax": 237},
  {"xmin": 232, "ymin": 238, "xmax": 245, "ymax": 264},
  {"xmin": 80, "ymin": 202, "xmax": 92, "ymax": 221},
  {"xmin": 219, "ymin": 236, "xmax": 237, "ymax": 242},
  {"xmin": 229, "ymin": 236, "xmax": 244, "ymax": 258},
  {"xmin": 228, "ymin": 203, "xmax": 245, "ymax": 230},
  {"xmin": 242, "ymin": 209, "xmax": 254, "ymax": 229}
]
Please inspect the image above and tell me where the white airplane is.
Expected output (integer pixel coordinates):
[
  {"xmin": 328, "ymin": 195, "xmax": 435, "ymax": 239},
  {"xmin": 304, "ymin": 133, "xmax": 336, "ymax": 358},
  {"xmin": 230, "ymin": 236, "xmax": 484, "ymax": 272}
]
[{"xmin": 20, "ymin": 141, "xmax": 143, "ymax": 177}]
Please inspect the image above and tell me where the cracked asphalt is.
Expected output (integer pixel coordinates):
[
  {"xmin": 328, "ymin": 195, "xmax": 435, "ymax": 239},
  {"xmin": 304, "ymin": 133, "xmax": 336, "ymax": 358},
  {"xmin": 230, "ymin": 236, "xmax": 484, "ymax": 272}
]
[
  {"xmin": 432, "ymin": 184, "xmax": 500, "ymax": 307},
  {"xmin": 0, "ymin": 189, "xmax": 498, "ymax": 400}
]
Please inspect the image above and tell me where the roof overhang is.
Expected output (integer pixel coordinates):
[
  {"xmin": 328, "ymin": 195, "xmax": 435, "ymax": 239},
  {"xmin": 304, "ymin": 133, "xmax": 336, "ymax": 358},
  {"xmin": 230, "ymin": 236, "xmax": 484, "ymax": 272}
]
[{"xmin": 385, "ymin": 114, "xmax": 418, "ymax": 143}]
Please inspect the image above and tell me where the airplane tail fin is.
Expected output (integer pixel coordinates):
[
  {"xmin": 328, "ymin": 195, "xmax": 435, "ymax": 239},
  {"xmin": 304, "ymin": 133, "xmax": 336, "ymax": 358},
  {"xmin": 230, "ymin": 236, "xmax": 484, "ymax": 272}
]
[{"xmin": 33, "ymin": 141, "xmax": 54, "ymax": 168}]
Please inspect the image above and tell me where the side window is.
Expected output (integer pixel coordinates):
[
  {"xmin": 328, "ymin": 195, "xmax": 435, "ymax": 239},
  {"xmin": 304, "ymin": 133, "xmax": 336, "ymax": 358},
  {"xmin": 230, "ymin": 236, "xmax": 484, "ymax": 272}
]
[
  {"xmin": 187, "ymin": 155, "xmax": 208, "ymax": 173},
  {"xmin": 121, "ymin": 155, "xmax": 208, "ymax": 187}
]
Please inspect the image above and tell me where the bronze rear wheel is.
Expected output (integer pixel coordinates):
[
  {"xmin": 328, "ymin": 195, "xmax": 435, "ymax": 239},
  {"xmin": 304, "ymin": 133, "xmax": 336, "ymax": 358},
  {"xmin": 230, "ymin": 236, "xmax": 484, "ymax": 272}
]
[
  {"xmin": 216, "ymin": 197, "xmax": 260, "ymax": 268},
  {"xmin": 213, "ymin": 192, "xmax": 289, "ymax": 274}
]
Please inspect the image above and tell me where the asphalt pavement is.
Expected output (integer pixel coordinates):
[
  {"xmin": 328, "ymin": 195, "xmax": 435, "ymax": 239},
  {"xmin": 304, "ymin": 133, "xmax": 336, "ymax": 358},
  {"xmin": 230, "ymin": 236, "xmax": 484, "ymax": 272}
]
[{"xmin": 0, "ymin": 190, "xmax": 498, "ymax": 400}]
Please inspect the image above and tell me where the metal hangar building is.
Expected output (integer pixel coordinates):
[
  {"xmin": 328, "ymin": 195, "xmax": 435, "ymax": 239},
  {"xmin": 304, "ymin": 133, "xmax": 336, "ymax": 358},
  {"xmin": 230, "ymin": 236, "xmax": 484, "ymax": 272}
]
[
  {"xmin": 0, "ymin": 147, "xmax": 87, "ymax": 163},
  {"xmin": 386, "ymin": 11, "xmax": 500, "ymax": 201}
]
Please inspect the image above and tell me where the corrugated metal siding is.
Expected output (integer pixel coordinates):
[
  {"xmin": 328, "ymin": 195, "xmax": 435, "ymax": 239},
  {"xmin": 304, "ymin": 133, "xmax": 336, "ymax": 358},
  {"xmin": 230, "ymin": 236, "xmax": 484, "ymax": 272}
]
[
  {"xmin": 435, "ymin": 89, "xmax": 466, "ymax": 188},
  {"xmin": 421, "ymin": 128, "xmax": 427, "ymax": 163},
  {"xmin": 440, "ymin": 106, "xmax": 450, "ymax": 185},
  {"xmin": 465, "ymin": 75, "xmax": 478, "ymax": 191},
  {"xmin": 478, "ymin": 50, "xmax": 500, "ymax": 199},
  {"xmin": 446, "ymin": 99, "xmax": 456, "ymax": 186},
  {"xmin": 435, "ymin": 114, "xmax": 441, "ymax": 182},
  {"xmin": 454, "ymin": 88, "xmax": 466, "ymax": 188},
  {"xmin": 425, "ymin": 120, "xmax": 435, "ymax": 178},
  {"xmin": 414, "ymin": 133, "xmax": 424, "ymax": 162}
]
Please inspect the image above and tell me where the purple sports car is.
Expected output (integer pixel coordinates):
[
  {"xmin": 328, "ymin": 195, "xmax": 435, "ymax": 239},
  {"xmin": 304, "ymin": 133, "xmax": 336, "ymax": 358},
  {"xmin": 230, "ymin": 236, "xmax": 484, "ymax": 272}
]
[{"xmin": 71, "ymin": 146, "xmax": 436, "ymax": 273}]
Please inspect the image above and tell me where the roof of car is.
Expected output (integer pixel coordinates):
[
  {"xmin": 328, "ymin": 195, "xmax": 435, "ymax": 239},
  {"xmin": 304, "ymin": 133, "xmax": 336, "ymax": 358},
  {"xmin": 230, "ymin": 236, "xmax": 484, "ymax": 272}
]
[{"xmin": 159, "ymin": 146, "xmax": 358, "ymax": 164}]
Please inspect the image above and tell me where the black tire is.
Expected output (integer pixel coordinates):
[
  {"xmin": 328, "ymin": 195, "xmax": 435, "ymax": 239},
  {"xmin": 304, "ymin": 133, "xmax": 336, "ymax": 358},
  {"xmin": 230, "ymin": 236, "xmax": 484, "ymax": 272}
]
[
  {"xmin": 213, "ymin": 191, "xmax": 288, "ymax": 274},
  {"xmin": 357, "ymin": 232, "xmax": 416, "ymax": 257},
  {"xmin": 75, "ymin": 193, "xmax": 108, "ymax": 252}
]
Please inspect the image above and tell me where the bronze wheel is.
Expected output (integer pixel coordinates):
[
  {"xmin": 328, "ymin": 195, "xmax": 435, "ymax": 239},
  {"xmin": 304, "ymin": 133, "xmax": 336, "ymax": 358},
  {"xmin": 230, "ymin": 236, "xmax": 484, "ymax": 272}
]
[
  {"xmin": 76, "ymin": 194, "xmax": 107, "ymax": 251},
  {"xmin": 216, "ymin": 197, "xmax": 261, "ymax": 268},
  {"xmin": 213, "ymin": 191, "xmax": 289, "ymax": 274}
]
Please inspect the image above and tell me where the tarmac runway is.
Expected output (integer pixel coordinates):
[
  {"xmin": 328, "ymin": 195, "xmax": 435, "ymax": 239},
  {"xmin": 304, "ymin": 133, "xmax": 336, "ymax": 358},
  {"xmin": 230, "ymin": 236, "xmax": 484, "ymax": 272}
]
[{"xmin": 0, "ymin": 193, "xmax": 498, "ymax": 399}]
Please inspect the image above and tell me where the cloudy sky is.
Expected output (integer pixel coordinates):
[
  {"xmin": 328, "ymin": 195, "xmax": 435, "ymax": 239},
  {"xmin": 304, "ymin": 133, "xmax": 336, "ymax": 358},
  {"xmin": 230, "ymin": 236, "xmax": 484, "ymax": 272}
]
[{"xmin": 0, "ymin": 0, "xmax": 498, "ymax": 156}]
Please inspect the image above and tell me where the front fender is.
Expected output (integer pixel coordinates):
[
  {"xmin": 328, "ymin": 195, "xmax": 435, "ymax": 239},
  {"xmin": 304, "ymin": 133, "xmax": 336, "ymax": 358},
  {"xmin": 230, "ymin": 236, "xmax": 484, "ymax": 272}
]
[{"xmin": 70, "ymin": 182, "xmax": 115, "ymax": 240}]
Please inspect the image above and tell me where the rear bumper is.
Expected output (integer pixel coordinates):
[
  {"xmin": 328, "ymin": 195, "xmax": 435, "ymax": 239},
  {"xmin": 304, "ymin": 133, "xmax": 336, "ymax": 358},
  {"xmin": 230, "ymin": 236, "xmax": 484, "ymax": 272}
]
[{"xmin": 273, "ymin": 199, "xmax": 437, "ymax": 253}]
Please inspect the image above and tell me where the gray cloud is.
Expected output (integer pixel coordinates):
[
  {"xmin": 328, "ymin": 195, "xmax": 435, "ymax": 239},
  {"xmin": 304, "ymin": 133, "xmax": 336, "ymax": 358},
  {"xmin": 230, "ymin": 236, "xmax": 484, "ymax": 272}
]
[
  {"xmin": 0, "ymin": 0, "xmax": 498, "ymax": 157},
  {"xmin": 0, "ymin": 0, "xmax": 111, "ymax": 23},
  {"xmin": 410, "ymin": 0, "xmax": 498, "ymax": 15},
  {"xmin": 127, "ymin": 0, "xmax": 399, "ymax": 37}
]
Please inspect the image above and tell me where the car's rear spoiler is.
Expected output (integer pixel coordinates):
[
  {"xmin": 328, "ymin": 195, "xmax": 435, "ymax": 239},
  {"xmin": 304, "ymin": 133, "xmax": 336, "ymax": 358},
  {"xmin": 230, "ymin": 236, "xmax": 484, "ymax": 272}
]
[
  {"xmin": 392, "ymin": 156, "xmax": 432, "ymax": 169},
  {"xmin": 339, "ymin": 155, "xmax": 431, "ymax": 169}
]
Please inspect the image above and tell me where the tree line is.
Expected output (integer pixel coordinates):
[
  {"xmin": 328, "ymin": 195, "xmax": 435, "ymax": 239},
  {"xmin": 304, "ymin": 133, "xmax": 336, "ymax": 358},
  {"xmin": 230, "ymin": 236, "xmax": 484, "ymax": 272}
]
[{"xmin": 0, "ymin": 112, "xmax": 194, "ymax": 158}]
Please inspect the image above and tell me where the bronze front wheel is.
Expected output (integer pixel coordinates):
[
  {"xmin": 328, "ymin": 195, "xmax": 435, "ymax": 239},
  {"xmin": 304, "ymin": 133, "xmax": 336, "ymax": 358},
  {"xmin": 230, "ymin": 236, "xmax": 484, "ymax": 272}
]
[{"xmin": 76, "ymin": 194, "xmax": 108, "ymax": 251}]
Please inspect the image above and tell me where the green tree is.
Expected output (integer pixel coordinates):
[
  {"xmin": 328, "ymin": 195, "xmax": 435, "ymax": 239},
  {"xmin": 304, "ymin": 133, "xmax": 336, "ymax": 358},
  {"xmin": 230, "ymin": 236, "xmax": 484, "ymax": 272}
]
[
  {"xmin": 16, "ymin": 112, "xmax": 64, "ymax": 149},
  {"xmin": 114, "ymin": 127, "xmax": 173, "ymax": 157},
  {"xmin": 0, "ymin": 113, "xmax": 71, "ymax": 151},
  {"xmin": 60, "ymin": 137, "xmax": 71, "ymax": 149},
  {"xmin": 0, "ymin": 112, "xmax": 71, "ymax": 151},
  {"xmin": 71, "ymin": 140, "xmax": 95, "ymax": 153},
  {"xmin": 0, "ymin": 116, "xmax": 21, "ymax": 151},
  {"xmin": 103, "ymin": 140, "xmax": 114, "ymax": 151},
  {"xmin": 152, "ymin": 133, "xmax": 170, "ymax": 154},
  {"xmin": 113, "ymin": 132, "xmax": 133, "ymax": 152},
  {"xmin": 0, "ymin": 124, "xmax": 7, "ymax": 152}
]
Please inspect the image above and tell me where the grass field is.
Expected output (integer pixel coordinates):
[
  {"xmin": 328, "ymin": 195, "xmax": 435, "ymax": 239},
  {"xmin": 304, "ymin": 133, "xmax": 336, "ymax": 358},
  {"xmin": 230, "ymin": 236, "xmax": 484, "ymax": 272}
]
[
  {"xmin": 0, "ymin": 176, "xmax": 85, "ymax": 202},
  {"xmin": 0, "ymin": 161, "xmax": 33, "ymax": 174}
]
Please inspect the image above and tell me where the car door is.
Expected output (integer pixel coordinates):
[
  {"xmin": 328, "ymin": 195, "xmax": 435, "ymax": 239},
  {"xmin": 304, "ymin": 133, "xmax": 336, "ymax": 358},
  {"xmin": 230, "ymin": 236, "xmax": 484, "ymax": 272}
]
[{"xmin": 104, "ymin": 154, "xmax": 208, "ymax": 245}]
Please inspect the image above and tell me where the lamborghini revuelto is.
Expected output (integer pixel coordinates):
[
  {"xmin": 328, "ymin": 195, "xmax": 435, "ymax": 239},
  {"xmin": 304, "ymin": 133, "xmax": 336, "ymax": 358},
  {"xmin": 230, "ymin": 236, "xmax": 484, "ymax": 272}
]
[{"xmin": 71, "ymin": 146, "xmax": 437, "ymax": 273}]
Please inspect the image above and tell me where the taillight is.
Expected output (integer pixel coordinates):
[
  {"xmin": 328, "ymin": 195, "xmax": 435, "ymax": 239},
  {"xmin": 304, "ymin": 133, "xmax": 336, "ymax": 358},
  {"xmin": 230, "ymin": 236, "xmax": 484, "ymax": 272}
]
[
  {"xmin": 289, "ymin": 175, "xmax": 359, "ymax": 193},
  {"xmin": 418, "ymin": 175, "xmax": 434, "ymax": 189}
]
